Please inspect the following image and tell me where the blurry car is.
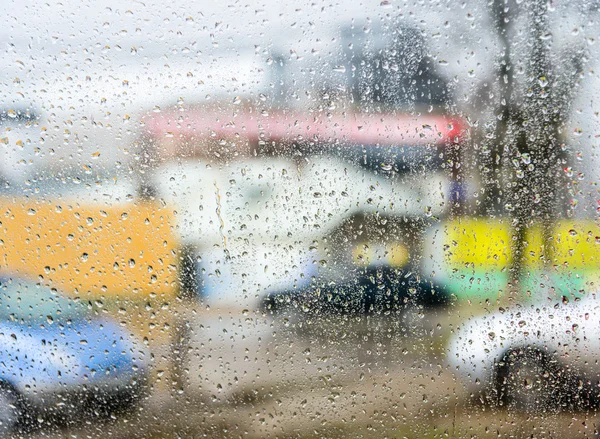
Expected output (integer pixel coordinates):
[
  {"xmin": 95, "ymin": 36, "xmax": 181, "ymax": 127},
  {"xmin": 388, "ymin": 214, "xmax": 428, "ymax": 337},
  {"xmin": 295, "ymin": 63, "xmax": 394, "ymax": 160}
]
[
  {"xmin": 193, "ymin": 241, "xmax": 451, "ymax": 316},
  {"xmin": 448, "ymin": 292, "xmax": 600, "ymax": 412},
  {"xmin": 263, "ymin": 264, "xmax": 452, "ymax": 317},
  {"xmin": 0, "ymin": 275, "xmax": 149, "ymax": 432}
]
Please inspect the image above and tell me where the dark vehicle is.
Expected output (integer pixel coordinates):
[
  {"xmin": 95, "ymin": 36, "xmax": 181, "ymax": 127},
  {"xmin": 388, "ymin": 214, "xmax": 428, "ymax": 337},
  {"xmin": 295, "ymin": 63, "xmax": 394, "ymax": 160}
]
[{"xmin": 263, "ymin": 265, "xmax": 452, "ymax": 316}]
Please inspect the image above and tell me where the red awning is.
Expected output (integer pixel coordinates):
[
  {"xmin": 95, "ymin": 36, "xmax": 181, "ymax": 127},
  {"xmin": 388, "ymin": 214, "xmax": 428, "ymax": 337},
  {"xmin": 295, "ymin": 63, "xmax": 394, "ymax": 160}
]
[{"xmin": 143, "ymin": 109, "xmax": 464, "ymax": 147}]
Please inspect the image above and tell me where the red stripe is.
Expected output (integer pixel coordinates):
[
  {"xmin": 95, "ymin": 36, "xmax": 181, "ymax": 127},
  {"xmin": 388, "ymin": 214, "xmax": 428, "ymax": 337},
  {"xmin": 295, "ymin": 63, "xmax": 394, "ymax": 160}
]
[{"xmin": 143, "ymin": 110, "xmax": 466, "ymax": 147}]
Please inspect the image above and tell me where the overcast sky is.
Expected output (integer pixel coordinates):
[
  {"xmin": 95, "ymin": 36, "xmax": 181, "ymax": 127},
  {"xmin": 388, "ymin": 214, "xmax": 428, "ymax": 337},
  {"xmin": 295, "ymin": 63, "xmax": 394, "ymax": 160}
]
[
  {"xmin": 1, "ymin": 0, "xmax": 599, "ymax": 180},
  {"xmin": 1, "ymin": 0, "xmax": 482, "ymax": 108}
]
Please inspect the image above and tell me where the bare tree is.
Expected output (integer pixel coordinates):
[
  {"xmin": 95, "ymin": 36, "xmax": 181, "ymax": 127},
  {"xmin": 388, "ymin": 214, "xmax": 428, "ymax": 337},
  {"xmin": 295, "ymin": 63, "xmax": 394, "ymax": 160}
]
[{"xmin": 484, "ymin": 0, "xmax": 583, "ymax": 290}]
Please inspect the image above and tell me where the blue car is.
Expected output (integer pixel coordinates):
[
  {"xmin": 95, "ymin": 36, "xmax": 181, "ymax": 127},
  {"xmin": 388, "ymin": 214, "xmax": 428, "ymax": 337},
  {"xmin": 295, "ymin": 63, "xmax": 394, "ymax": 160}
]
[{"xmin": 0, "ymin": 275, "xmax": 149, "ymax": 432}]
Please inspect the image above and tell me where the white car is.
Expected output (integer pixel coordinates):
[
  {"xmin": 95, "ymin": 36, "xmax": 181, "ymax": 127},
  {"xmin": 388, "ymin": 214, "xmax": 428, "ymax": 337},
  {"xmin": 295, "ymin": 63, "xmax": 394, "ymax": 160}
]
[{"xmin": 448, "ymin": 292, "xmax": 600, "ymax": 411}]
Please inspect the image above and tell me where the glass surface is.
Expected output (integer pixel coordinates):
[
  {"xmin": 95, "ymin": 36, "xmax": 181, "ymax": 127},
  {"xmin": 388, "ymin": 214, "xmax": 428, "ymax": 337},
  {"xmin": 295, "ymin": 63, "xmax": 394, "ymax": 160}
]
[
  {"xmin": 0, "ymin": 277, "xmax": 87, "ymax": 322},
  {"xmin": 1, "ymin": 0, "xmax": 600, "ymax": 437}
]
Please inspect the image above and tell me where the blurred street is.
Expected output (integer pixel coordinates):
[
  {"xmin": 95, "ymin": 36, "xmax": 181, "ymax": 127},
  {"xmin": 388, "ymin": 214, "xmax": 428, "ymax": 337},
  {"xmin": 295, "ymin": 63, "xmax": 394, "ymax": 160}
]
[{"xmin": 15, "ymin": 307, "xmax": 600, "ymax": 439}]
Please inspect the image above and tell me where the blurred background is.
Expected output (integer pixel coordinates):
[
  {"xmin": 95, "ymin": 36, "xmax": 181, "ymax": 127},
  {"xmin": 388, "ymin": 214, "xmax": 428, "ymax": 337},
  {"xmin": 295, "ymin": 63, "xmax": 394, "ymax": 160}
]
[{"xmin": 2, "ymin": 0, "xmax": 600, "ymax": 437}]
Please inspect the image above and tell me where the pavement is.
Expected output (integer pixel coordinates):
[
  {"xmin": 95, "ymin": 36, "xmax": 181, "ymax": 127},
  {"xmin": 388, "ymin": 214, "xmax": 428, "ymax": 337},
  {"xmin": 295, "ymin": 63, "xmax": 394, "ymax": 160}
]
[{"xmin": 17, "ymin": 306, "xmax": 600, "ymax": 439}]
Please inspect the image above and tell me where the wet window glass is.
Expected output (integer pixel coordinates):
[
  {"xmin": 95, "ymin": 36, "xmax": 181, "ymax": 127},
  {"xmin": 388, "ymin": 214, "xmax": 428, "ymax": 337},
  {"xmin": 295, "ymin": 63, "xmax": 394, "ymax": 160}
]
[
  {"xmin": 2, "ymin": 0, "xmax": 600, "ymax": 437},
  {"xmin": 0, "ymin": 277, "xmax": 87, "ymax": 322}
]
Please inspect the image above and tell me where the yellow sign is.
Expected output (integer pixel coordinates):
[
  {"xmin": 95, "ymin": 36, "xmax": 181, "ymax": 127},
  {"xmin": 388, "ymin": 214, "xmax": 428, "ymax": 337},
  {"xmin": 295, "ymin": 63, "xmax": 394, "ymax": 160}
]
[
  {"xmin": 552, "ymin": 221, "xmax": 600, "ymax": 270},
  {"xmin": 443, "ymin": 218, "xmax": 600, "ymax": 271},
  {"xmin": 443, "ymin": 218, "xmax": 512, "ymax": 268}
]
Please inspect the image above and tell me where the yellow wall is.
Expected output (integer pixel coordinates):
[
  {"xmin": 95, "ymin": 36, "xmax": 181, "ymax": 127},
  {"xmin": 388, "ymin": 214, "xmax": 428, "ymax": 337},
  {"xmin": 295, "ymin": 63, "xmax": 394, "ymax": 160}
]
[{"xmin": 0, "ymin": 198, "xmax": 179, "ymax": 301}]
